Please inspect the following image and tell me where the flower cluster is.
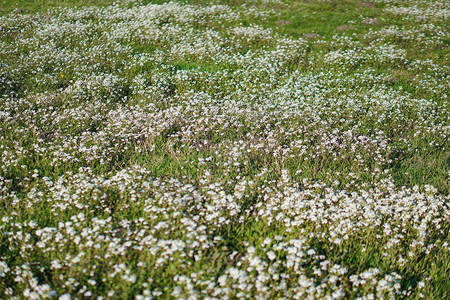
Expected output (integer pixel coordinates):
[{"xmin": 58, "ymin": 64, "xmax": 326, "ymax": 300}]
[{"xmin": 0, "ymin": 0, "xmax": 448, "ymax": 298}]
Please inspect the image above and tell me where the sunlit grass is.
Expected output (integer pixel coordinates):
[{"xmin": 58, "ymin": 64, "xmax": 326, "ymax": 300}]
[{"xmin": 0, "ymin": 0, "xmax": 449, "ymax": 298}]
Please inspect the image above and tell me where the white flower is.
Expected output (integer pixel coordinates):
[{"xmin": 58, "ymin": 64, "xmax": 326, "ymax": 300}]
[
  {"xmin": 218, "ymin": 275, "xmax": 228, "ymax": 286},
  {"xmin": 88, "ymin": 279, "xmax": 97, "ymax": 286},
  {"xmin": 59, "ymin": 294, "xmax": 71, "ymax": 300},
  {"xmin": 267, "ymin": 251, "xmax": 276, "ymax": 260},
  {"xmin": 0, "ymin": 261, "xmax": 10, "ymax": 277}
]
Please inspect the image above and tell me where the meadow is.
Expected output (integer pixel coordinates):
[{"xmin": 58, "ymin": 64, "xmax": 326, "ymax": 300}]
[{"xmin": 0, "ymin": 0, "xmax": 449, "ymax": 298}]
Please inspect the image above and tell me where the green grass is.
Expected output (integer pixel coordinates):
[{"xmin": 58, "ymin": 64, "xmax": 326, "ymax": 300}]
[
  {"xmin": 0, "ymin": 0, "xmax": 115, "ymax": 14},
  {"xmin": 0, "ymin": 0, "xmax": 449, "ymax": 298}
]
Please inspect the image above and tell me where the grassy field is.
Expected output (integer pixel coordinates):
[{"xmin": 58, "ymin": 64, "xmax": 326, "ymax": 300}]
[{"xmin": 0, "ymin": 0, "xmax": 449, "ymax": 298}]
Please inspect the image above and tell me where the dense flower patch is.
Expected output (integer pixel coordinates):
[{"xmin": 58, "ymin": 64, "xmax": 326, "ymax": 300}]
[{"xmin": 0, "ymin": 0, "xmax": 448, "ymax": 298}]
